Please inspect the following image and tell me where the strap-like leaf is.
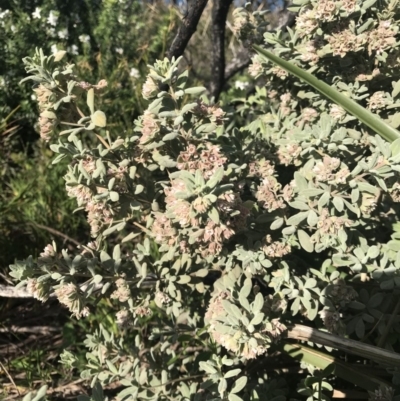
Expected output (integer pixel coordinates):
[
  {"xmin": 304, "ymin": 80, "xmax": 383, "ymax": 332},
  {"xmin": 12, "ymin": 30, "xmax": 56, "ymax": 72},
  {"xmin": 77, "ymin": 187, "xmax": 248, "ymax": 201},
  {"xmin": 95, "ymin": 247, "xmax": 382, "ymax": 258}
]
[{"xmin": 253, "ymin": 45, "xmax": 400, "ymax": 143}]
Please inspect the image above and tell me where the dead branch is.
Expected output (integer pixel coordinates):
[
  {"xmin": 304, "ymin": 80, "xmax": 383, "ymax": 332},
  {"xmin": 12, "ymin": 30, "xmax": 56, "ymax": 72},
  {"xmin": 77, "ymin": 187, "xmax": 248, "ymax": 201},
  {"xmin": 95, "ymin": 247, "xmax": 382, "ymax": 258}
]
[
  {"xmin": 167, "ymin": 0, "xmax": 209, "ymax": 60},
  {"xmin": 0, "ymin": 325, "xmax": 60, "ymax": 334},
  {"xmin": 209, "ymin": 0, "xmax": 234, "ymax": 99}
]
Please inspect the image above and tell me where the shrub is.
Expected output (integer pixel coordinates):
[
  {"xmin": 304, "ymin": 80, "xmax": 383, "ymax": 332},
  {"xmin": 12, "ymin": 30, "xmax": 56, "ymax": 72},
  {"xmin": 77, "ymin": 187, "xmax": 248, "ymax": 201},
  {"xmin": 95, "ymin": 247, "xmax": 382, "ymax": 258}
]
[
  {"xmin": 0, "ymin": 0, "xmax": 178, "ymax": 268},
  {"xmin": 10, "ymin": 0, "xmax": 400, "ymax": 399}
]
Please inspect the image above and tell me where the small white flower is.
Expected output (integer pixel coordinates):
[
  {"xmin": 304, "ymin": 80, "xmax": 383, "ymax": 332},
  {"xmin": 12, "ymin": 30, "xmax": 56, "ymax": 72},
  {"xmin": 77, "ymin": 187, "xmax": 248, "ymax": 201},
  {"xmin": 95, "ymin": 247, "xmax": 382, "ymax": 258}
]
[
  {"xmin": 47, "ymin": 10, "xmax": 58, "ymax": 26},
  {"xmin": 51, "ymin": 44, "xmax": 58, "ymax": 54},
  {"xmin": 68, "ymin": 44, "xmax": 79, "ymax": 55},
  {"xmin": 58, "ymin": 29, "xmax": 68, "ymax": 39},
  {"xmin": 130, "ymin": 68, "xmax": 140, "ymax": 79},
  {"xmin": 115, "ymin": 47, "xmax": 124, "ymax": 55},
  {"xmin": 10, "ymin": 24, "xmax": 16, "ymax": 32},
  {"xmin": 32, "ymin": 7, "xmax": 41, "ymax": 19},
  {"xmin": 234, "ymin": 81, "xmax": 249, "ymax": 90},
  {"xmin": 0, "ymin": 9, "xmax": 10, "ymax": 19},
  {"xmin": 31, "ymin": 94, "xmax": 37, "ymax": 101},
  {"xmin": 79, "ymin": 34, "xmax": 90, "ymax": 43}
]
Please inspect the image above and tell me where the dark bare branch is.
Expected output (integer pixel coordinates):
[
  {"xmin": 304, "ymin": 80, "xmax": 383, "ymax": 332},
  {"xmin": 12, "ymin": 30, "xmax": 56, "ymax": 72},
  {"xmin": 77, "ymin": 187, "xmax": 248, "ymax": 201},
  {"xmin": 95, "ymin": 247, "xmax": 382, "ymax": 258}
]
[
  {"xmin": 209, "ymin": 0, "xmax": 233, "ymax": 99},
  {"xmin": 224, "ymin": 49, "xmax": 251, "ymax": 81},
  {"xmin": 167, "ymin": 0, "xmax": 209, "ymax": 60}
]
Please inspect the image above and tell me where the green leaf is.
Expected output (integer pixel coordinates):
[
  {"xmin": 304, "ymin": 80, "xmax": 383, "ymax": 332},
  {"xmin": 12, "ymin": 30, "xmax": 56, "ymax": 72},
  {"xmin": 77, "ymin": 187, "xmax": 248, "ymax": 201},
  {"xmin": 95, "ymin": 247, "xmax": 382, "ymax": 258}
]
[
  {"xmin": 209, "ymin": 207, "xmax": 220, "ymax": 224},
  {"xmin": 53, "ymin": 50, "xmax": 66, "ymax": 62},
  {"xmin": 253, "ymin": 45, "xmax": 400, "ymax": 143},
  {"xmin": 184, "ymin": 86, "xmax": 206, "ymax": 95},
  {"xmin": 361, "ymin": 0, "xmax": 377, "ymax": 9},
  {"xmin": 109, "ymin": 191, "xmax": 119, "ymax": 202},
  {"xmin": 228, "ymin": 394, "xmax": 243, "ymax": 401},
  {"xmin": 162, "ymin": 132, "xmax": 178, "ymax": 141},
  {"xmin": 294, "ymin": 172, "xmax": 308, "ymax": 190},
  {"xmin": 281, "ymin": 343, "xmax": 387, "ymax": 391},
  {"xmin": 199, "ymin": 361, "xmax": 217, "ymax": 374},
  {"xmin": 287, "ymin": 211, "xmax": 309, "ymax": 226},
  {"xmin": 181, "ymin": 102, "xmax": 198, "ymax": 114},
  {"xmin": 87, "ymin": 88, "xmax": 95, "ymax": 115},
  {"xmin": 178, "ymin": 275, "xmax": 191, "ymax": 284},
  {"xmin": 298, "ymin": 230, "xmax": 314, "ymax": 253},
  {"xmin": 270, "ymin": 217, "xmax": 284, "ymax": 230},
  {"xmin": 307, "ymin": 210, "xmax": 319, "ymax": 227},
  {"xmin": 252, "ymin": 293, "xmax": 264, "ymax": 313},
  {"xmin": 207, "ymin": 167, "xmax": 225, "ymax": 189},
  {"xmin": 224, "ymin": 368, "xmax": 241, "ymax": 379},
  {"xmin": 219, "ymin": 378, "xmax": 228, "ymax": 394},
  {"xmin": 289, "ymin": 200, "xmax": 309, "ymax": 210},
  {"xmin": 91, "ymin": 110, "xmax": 107, "ymax": 127},
  {"xmin": 250, "ymin": 312, "xmax": 265, "ymax": 326},
  {"xmin": 231, "ymin": 376, "xmax": 248, "ymax": 394},
  {"xmin": 332, "ymin": 197, "xmax": 344, "ymax": 212},
  {"xmin": 390, "ymin": 137, "xmax": 400, "ymax": 156}
]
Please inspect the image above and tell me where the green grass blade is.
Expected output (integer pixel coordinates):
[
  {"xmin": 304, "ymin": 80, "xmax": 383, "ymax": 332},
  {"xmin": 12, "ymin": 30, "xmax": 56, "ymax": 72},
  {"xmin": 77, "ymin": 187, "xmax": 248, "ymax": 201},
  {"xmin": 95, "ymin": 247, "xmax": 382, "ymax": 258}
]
[
  {"xmin": 281, "ymin": 343, "xmax": 390, "ymax": 392},
  {"xmin": 253, "ymin": 44, "xmax": 400, "ymax": 143},
  {"xmin": 287, "ymin": 324, "xmax": 400, "ymax": 367}
]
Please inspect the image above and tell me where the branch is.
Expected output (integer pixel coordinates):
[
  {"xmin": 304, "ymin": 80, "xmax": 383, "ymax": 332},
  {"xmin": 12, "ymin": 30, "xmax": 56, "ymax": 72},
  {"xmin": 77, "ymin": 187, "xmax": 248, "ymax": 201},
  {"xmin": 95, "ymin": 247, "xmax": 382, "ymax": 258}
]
[
  {"xmin": 31, "ymin": 223, "xmax": 82, "ymax": 247},
  {"xmin": 223, "ymin": 9, "xmax": 297, "ymax": 82},
  {"xmin": 0, "ymin": 282, "xmax": 103, "ymax": 298},
  {"xmin": 209, "ymin": 0, "xmax": 233, "ymax": 99},
  {"xmin": 224, "ymin": 49, "xmax": 251, "ymax": 82},
  {"xmin": 167, "ymin": 0, "xmax": 209, "ymax": 60},
  {"xmin": 0, "ymin": 325, "xmax": 60, "ymax": 334}
]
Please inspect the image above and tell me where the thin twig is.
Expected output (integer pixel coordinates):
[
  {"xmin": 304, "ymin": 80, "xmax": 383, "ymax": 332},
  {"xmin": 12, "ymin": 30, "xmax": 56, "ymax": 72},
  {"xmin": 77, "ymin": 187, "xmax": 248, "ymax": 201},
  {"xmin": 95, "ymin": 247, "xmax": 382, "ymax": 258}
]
[
  {"xmin": 0, "ymin": 325, "xmax": 61, "ymax": 334},
  {"xmin": 0, "ymin": 360, "xmax": 20, "ymax": 396},
  {"xmin": 149, "ymin": 374, "xmax": 205, "ymax": 389},
  {"xmin": 31, "ymin": 223, "xmax": 82, "ymax": 247},
  {"xmin": 47, "ymin": 379, "xmax": 86, "ymax": 395}
]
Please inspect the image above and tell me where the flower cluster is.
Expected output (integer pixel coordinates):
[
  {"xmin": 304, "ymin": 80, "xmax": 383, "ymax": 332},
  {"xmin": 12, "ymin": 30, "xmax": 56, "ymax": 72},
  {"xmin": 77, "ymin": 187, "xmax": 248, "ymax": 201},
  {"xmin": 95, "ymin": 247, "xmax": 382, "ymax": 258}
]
[
  {"xmin": 153, "ymin": 155, "xmax": 248, "ymax": 256},
  {"xmin": 55, "ymin": 283, "xmax": 90, "ymax": 319},
  {"xmin": 295, "ymin": 9, "xmax": 318, "ymax": 37},
  {"xmin": 312, "ymin": 156, "xmax": 350, "ymax": 183},
  {"xmin": 327, "ymin": 28, "xmax": 364, "ymax": 58},
  {"xmin": 314, "ymin": 0, "xmax": 337, "ymax": 22},
  {"xmin": 26, "ymin": 278, "xmax": 51, "ymax": 302},
  {"xmin": 66, "ymin": 183, "xmax": 114, "ymax": 236},
  {"xmin": 368, "ymin": 21, "xmax": 398, "ymax": 55},
  {"xmin": 205, "ymin": 286, "xmax": 286, "ymax": 360},
  {"xmin": 111, "ymin": 278, "xmax": 131, "ymax": 303},
  {"xmin": 176, "ymin": 143, "xmax": 227, "ymax": 179}
]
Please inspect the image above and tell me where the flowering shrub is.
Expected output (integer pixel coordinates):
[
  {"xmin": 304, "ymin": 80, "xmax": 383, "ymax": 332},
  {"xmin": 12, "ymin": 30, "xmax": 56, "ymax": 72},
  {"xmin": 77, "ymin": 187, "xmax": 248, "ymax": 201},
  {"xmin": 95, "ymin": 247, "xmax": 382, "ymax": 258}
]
[{"xmin": 11, "ymin": 0, "xmax": 400, "ymax": 399}]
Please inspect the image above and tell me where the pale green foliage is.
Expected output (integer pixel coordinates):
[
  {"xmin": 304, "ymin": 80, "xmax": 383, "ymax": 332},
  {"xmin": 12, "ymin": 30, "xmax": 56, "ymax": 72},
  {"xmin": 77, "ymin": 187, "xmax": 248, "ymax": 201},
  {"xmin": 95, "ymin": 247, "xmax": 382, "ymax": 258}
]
[{"xmin": 10, "ymin": 0, "xmax": 400, "ymax": 399}]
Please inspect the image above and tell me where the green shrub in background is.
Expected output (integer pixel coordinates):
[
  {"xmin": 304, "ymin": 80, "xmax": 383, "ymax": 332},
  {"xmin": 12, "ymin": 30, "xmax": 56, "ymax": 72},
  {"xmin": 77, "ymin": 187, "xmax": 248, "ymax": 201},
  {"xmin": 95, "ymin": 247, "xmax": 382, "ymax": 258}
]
[
  {"xmin": 1, "ymin": 0, "xmax": 176, "ymax": 129},
  {"xmin": 9, "ymin": 0, "xmax": 400, "ymax": 400},
  {"xmin": 0, "ymin": 0, "xmax": 177, "ymax": 268}
]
